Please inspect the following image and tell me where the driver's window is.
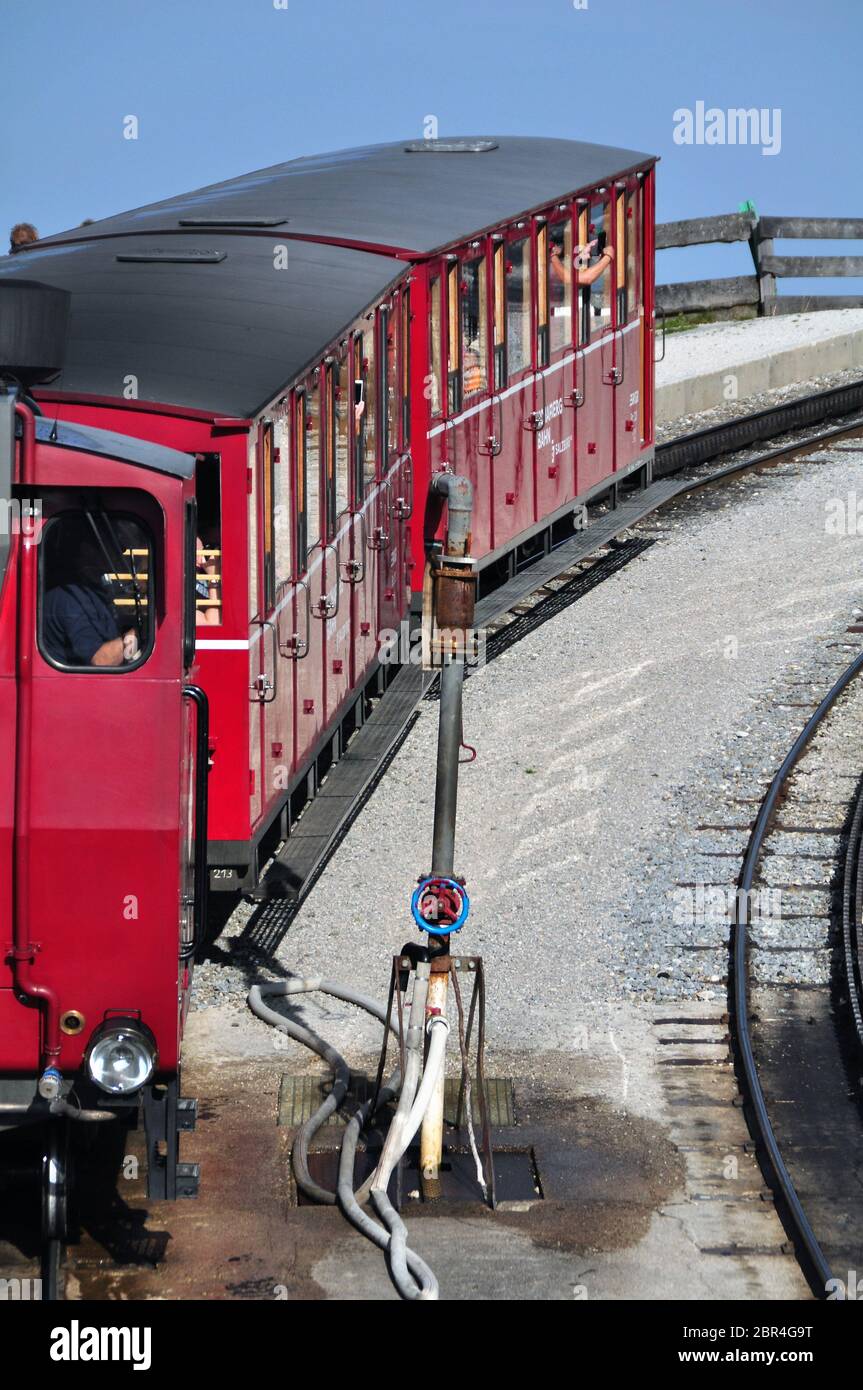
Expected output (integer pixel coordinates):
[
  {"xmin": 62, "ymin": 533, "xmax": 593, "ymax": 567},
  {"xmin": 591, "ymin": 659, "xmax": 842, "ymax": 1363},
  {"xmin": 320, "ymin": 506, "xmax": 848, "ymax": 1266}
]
[{"xmin": 39, "ymin": 509, "xmax": 155, "ymax": 671}]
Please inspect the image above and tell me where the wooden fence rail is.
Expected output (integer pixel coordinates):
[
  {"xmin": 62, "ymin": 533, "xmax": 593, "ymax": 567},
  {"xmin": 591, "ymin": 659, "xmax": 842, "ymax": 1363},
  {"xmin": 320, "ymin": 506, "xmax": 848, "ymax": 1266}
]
[{"xmin": 656, "ymin": 212, "xmax": 863, "ymax": 318}]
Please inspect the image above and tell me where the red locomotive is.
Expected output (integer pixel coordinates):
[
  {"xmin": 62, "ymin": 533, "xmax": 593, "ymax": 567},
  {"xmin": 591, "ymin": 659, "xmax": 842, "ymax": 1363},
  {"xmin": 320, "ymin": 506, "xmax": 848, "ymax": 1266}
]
[{"xmin": 0, "ymin": 136, "xmax": 656, "ymax": 1289}]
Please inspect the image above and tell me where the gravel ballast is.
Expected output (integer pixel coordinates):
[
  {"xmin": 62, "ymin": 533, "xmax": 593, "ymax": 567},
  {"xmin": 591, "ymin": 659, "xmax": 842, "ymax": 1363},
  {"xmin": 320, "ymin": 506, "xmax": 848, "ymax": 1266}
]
[{"xmin": 191, "ymin": 439, "xmax": 863, "ymax": 1061}]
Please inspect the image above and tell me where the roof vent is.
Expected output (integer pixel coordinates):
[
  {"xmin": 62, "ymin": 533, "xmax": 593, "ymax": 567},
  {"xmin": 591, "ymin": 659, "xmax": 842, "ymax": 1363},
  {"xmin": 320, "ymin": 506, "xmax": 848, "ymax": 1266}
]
[
  {"xmin": 0, "ymin": 279, "xmax": 70, "ymax": 386},
  {"xmin": 115, "ymin": 249, "xmax": 226, "ymax": 264},
  {"xmin": 178, "ymin": 216, "xmax": 288, "ymax": 227},
  {"xmin": 404, "ymin": 139, "xmax": 498, "ymax": 154}
]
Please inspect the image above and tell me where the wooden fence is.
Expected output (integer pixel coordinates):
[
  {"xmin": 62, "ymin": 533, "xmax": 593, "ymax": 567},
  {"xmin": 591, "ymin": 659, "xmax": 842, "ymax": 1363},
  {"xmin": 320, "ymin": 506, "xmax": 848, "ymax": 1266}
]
[{"xmin": 656, "ymin": 211, "xmax": 863, "ymax": 318}]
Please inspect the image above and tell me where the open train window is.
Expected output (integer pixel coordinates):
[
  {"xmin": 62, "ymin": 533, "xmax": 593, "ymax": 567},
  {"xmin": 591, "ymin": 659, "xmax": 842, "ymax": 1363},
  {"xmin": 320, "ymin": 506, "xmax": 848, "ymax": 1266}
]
[
  {"xmin": 273, "ymin": 410, "xmax": 292, "ymax": 586},
  {"xmin": 585, "ymin": 201, "xmax": 613, "ymax": 338},
  {"xmin": 505, "ymin": 235, "xmax": 532, "ymax": 377},
  {"xmin": 383, "ymin": 303, "xmax": 400, "ymax": 461},
  {"xmin": 626, "ymin": 184, "xmax": 640, "ymax": 322},
  {"xmin": 446, "ymin": 261, "xmax": 461, "ymax": 415},
  {"xmin": 401, "ymin": 288, "xmax": 411, "ymax": 445},
  {"xmin": 194, "ymin": 454, "xmax": 222, "ymax": 625},
  {"xmin": 38, "ymin": 507, "xmax": 155, "ymax": 672},
  {"xmin": 493, "ymin": 242, "xmax": 506, "ymax": 388},
  {"xmin": 536, "ymin": 224, "xmax": 549, "ymax": 368},
  {"xmin": 428, "ymin": 274, "xmax": 443, "ymax": 417},
  {"xmin": 461, "ymin": 255, "xmax": 487, "ymax": 399},
  {"xmin": 335, "ymin": 352, "xmax": 350, "ymax": 516},
  {"xmin": 357, "ymin": 323, "xmax": 377, "ymax": 497},
  {"xmin": 549, "ymin": 218, "xmax": 573, "ymax": 355},
  {"xmin": 262, "ymin": 421, "xmax": 276, "ymax": 610},
  {"xmin": 295, "ymin": 391, "xmax": 307, "ymax": 571},
  {"xmin": 324, "ymin": 363, "xmax": 337, "ymax": 538},
  {"xmin": 305, "ymin": 372, "xmax": 322, "ymax": 560}
]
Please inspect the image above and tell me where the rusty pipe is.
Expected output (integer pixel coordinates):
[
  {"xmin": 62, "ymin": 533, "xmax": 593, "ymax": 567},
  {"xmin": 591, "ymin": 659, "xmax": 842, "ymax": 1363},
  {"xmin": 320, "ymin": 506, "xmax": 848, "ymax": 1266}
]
[{"xmin": 431, "ymin": 471, "xmax": 473, "ymax": 558}]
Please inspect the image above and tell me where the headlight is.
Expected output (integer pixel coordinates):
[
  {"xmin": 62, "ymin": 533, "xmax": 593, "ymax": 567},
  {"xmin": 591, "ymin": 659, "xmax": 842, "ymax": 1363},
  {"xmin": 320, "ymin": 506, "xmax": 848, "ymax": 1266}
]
[{"xmin": 87, "ymin": 1022, "xmax": 156, "ymax": 1095}]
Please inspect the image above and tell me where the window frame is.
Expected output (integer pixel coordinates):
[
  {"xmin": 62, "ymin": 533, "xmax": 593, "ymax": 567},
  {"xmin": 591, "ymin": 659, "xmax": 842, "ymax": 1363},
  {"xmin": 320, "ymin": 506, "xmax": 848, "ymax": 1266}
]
[
  {"xmin": 547, "ymin": 207, "xmax": 574, "ymax": 358},
  {"xmin": 504, "ymin": 228, "xmax": 534, "ymax": 381},
  {"xmin": 294, "ymin": 388, "xmax": 308, "ymax": 576},
  {"xmin": 460, "ymin": 247, "xmax": 489, "ymax": 401},
  {"xmin": 445, "ymin": 259, "xmax": 461, "ymax": 415},
  {"xmin": 38, "ymin": 503, "xmax": 158, "ymax": 675}
]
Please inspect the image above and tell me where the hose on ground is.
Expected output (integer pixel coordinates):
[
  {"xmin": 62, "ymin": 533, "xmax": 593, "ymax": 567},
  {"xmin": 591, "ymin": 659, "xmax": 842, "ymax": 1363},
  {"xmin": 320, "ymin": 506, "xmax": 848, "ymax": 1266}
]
[{"xmin": 247, "ymin": 974, "xmax": 441, "ymax": 1299}]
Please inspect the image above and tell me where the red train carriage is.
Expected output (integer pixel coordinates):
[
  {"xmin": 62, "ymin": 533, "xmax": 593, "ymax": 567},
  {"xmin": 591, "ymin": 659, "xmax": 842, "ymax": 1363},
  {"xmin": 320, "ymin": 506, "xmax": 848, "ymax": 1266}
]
[{"xmin": 1, "ymin": 137, "xmax": 657, "ymax": 899}]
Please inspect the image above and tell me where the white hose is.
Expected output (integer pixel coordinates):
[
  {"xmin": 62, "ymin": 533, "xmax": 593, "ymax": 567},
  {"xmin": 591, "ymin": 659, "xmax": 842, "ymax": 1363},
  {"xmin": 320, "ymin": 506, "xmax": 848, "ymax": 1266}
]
[{"xmin": 370, "ymin": 1015, "xmax": 449, "ymax": 1300}]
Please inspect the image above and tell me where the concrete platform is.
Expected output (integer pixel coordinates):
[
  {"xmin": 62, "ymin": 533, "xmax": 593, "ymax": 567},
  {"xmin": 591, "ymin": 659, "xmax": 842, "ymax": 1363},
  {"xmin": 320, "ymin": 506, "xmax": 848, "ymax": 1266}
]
[{"xmin": 656, "ymin": 309, "xmax": 863, "ymax": 423}]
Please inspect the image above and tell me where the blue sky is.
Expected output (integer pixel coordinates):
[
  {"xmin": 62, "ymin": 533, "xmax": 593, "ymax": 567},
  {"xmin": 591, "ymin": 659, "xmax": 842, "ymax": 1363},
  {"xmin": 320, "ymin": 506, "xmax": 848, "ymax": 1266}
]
[{"xmin": 3, "ymin": 0, "xmax": 860, "ymax": 295}]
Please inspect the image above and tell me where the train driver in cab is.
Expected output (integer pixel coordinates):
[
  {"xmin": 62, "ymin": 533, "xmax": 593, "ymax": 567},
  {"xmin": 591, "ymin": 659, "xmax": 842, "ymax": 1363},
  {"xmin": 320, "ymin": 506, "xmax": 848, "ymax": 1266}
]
[{"xmin": 42, "ymin": 518, "xmax": 140, "ymax": 667}]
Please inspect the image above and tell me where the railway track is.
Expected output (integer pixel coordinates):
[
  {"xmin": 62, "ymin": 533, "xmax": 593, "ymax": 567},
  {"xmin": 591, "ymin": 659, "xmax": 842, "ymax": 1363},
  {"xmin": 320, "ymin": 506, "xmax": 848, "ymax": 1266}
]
[{"xmin": 730, "ymin": 648, "xmax": 863, "ymax": 1298}]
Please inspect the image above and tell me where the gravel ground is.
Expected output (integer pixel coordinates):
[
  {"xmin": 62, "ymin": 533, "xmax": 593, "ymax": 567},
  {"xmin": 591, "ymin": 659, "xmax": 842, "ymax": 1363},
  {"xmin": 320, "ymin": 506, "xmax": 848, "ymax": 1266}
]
[
  {"xmin": 190, "ymin": 439, "xmax": 863, "ymax": 1059},
  {"xmin": 656, "ymin": 309, "xmax": 863, "ymax": 388}
]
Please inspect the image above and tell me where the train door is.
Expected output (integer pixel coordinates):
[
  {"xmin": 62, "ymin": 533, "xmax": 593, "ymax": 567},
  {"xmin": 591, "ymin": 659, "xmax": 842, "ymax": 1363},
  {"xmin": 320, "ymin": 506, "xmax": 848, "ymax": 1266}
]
[
  {"xmin": 494, "ymin": 228, "xmax": 536, "ymax": 546},
  {"xmin": 576, "ymin": 195, "xmax": 615, "ymax": 495},
  {"xmin": 322, "ymin": 359, "xmax": 352, "ymax": 727},
  {"xmin": 292, "ymin": 378, "xmax": 326, "ymax": 769},
  {"xmin": 614, "ymin": 179, "xmax": 644, "ymax": 475},
  {"xmin": 351, "ymin": 324, "xmax": 380, "ymax": 682},
  {"xmin": 534, "ymin": 214, "xmax": 576, "ymax": 517},
  {"xmin": 22, "ymin": 483, "xmax": 187, "ymax": 1063}
]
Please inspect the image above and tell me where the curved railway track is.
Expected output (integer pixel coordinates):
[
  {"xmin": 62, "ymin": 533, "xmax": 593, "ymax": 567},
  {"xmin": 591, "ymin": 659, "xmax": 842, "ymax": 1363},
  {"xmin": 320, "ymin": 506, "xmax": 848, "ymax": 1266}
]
[{"xmin": 730, "ymin": 650, "xmax": 863, "ymax": 1298}]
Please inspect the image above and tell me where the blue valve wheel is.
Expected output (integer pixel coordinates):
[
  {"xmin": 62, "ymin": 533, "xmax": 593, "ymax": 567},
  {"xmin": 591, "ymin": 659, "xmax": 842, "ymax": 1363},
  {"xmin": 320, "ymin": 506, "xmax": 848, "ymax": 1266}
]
[{"xmin": 411, "ymin": 876, "xmax": 470, "ymax": 936}]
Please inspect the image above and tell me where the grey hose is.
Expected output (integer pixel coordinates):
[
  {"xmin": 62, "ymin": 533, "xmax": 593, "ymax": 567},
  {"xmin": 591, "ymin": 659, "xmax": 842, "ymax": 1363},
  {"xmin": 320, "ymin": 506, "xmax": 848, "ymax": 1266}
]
[{"xmin": 247, "ymin": 974, "xmax": 439, "ymax": 1299}]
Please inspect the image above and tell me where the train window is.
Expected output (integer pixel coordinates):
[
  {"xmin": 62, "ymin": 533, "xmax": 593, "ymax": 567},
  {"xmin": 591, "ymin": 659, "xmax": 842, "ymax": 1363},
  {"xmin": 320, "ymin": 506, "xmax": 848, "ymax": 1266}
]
[
  {"xmin": 536, "ymin": 225, "xmax": 549, "ymax": 368},
  {"xmin": 549, "ymin": 219, "xmax": 573, "ymax": 355},
  {"xmin": 324, "ymin": 363, "xmax": 337, "ymax": 538},
  {"xmin": 586, "ymin": 202, "xmax": 612, "ymax": 335},
  {"xmin": 577, "ymin": 205, "xmax": 589, "ymax": 346},
  {"xmin": 306, "ymin": 372, "xmax": 321, "ymax": 556},
  {"xmin": 446, "ymin": 262, "xmax": 461, "ymax": 414},
  {"xmin": 428, "ymin": 274, "xmax": 443, "ymax": 417},
  {"xmin": 295, "ymin": 392, "xmax": 307, "ymax": 571},
  {"xmin": 384, "ymin": 304, "xmax": 400, "ymax": 459},
  {"xmin": 262, "ymin": 421, "xmax": 276, "ymax": 610},
  {"xmin": 273, "ymin": 411, "xmax": 292, "ymax": 586},
  {"xmin": 461, "ymin": 256, "xmax": 487, "ymax": 398},
  {"xmin": 195, "ymin": 454, "xmax": 222, "ymax": 625},
  {"xmin": 335, "ymin": 353, "xmax": 350, "ymax": 516},
  {"xmin": 506, "ymin": 236, "xmax": 531, "ymax": 377},
  {"xmin": 360, "ymin": 324, "xmax": 377, "ymax": 495},
  {"xmin": 401, "ymin": 288, "xmax": 411, "ymax": 445},
  {"xmin": 493, "ymin": 242, "xmax": 506, "ymax": 388},
  {"xmin": 39, "ymin": 508, "xmax": 155, "ymax": 672},
  {"xmin": 626, "ymin": 185, "xmax": 640, "ymax": 321}
]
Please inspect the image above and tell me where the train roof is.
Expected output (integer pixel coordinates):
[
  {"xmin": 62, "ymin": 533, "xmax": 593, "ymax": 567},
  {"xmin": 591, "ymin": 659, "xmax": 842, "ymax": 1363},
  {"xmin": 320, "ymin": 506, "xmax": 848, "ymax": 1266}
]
[
  {"xmin": 1, "ymin": 137, "xmax": 656, "ymax": 418},
  {"xmin": 35, "ymin": 416, "xmax": 195, "ymax": 478},
  {"xmin": 32, "ymin": 136, "xmax": 655, "ymax": 255}
]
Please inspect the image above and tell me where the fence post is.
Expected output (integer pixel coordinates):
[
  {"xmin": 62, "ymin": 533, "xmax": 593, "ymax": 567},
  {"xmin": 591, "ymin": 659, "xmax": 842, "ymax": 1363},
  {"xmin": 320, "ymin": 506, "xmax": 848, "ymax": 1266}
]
[{"xmin": 746, "ymin": 208, "xmax": 776, "ymax": 316}]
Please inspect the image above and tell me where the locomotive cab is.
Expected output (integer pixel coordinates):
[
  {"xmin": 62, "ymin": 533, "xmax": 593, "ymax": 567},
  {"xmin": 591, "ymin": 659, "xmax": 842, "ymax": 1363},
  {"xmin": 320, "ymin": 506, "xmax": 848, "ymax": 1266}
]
[{"xmin": 0, "ymin": 282, "xmax": 208, "ymax": 1293}]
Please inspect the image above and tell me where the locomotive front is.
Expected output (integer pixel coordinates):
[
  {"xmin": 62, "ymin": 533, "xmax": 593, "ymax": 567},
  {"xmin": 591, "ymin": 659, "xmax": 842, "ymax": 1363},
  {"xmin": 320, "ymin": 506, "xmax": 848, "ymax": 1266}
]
[{"xmin": 0, "ymin": 281, "xmax": 207, "ymax": 1294}]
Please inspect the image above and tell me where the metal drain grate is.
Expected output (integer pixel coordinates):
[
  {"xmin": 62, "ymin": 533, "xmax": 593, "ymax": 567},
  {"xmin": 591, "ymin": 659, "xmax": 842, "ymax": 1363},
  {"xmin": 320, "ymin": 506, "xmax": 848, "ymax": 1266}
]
[{"xmin": 278, "ymin": 1074, "xmax": 515, "ymax": 1128}]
